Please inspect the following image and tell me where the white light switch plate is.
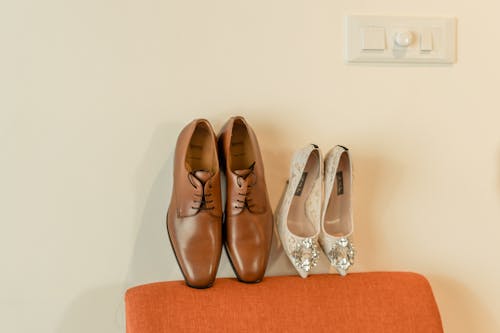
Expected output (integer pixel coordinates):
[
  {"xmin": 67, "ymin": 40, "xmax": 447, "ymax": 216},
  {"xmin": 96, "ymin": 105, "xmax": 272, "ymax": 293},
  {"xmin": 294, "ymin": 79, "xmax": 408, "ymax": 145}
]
[{"xmin": 345, "ymin": 15, "xmax": 457, "ymax": 64}]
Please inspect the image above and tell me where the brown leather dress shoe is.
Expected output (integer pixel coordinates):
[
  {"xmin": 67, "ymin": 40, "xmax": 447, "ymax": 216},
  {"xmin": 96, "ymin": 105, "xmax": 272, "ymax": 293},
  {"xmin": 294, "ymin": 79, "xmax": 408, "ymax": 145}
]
[
  {"xmin": 218, "ymin": 116, "xmax": 273, "ymax": 283},
  {"xmin": 167, "ymin": 119, "xmax": 223, "ymax": 289}
]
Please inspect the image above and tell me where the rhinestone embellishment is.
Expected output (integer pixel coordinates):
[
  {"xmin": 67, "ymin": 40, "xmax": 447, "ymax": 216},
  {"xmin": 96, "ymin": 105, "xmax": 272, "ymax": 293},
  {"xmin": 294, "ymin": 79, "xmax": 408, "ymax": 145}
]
[
  {"xmin": 289, "ymin": 238, "xmax": 320, "ymax": 273},
  {"xmin": 328, "ymin": 237, "xmax": 355, "ymax": 276}
]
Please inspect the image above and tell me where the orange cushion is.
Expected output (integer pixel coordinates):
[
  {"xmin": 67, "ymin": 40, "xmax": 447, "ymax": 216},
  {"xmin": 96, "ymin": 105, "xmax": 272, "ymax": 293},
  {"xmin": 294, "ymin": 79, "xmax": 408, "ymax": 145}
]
[{"xmin": 125, "ymin": 272, "xmax": 442, "ymax": 332}]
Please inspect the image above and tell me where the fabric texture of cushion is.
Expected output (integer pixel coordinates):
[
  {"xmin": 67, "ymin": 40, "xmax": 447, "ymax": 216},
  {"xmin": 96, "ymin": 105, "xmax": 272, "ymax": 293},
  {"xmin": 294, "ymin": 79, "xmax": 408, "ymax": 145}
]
[{"xmin": 125, "ymin": 272, "xmax": 443, "ymax": 332}]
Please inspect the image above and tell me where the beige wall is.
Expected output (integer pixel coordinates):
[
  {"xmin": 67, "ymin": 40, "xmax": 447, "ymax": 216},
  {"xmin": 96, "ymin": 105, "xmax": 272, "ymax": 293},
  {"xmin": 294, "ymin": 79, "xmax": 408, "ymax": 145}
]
[{"xmin": 2, "ymin": 0, "xmax": 500, "ymax": 332}]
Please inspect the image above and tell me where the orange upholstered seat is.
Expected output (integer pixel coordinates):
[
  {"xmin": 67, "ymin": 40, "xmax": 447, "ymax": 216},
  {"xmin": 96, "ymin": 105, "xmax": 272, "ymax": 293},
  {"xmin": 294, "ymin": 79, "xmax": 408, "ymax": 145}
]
[{"xmin": 125, "ymin": 272, "xmax": 443, "ymax": 332}]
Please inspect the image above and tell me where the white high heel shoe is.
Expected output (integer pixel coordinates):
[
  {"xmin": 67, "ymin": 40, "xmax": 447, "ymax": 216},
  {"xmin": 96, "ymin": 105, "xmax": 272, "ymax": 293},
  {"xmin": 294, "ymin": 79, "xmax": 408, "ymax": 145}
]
[
  {"xmin": 275, "ymin": 144, "xmax": 323, "ymax": 278},
  {"xmin": 319, "ymin": 145, "xmax": 355, "ymax": 276}
]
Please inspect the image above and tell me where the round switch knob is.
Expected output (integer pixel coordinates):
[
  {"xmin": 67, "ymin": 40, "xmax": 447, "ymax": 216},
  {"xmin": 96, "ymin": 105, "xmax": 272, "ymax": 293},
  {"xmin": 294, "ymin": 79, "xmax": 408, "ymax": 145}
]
[{"xmin": 394, "ymin": 31, "xmax": 413, "ymax": 47}]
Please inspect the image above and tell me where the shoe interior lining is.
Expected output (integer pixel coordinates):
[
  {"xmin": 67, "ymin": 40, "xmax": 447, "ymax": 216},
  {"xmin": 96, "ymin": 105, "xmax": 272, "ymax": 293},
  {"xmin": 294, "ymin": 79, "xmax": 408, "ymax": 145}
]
[
  {"xmin": 186, "ymin": 122, "xmax": 217, "ymax": 173},
  {"xmin": 324, "ymin": 151, "xmax": 353, "ymax": 236},
  {"xmin": 230, "ymin": 120, "xmax": 255, "ymax": 171},
  {"xmin": 287, "ymin": 150, "xmax": 320, "ymax": 238}
]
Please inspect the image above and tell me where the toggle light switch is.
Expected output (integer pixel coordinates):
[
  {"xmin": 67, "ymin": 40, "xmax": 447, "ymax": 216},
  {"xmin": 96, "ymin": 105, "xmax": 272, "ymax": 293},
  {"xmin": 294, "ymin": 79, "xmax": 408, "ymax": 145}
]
[
  {"xmin": 420, "ymin": 28, "xmax": 433, "ymax": 51},
  {"xmin": 361, "ymin": 27, "xmax": 386, "ymax": 50}
]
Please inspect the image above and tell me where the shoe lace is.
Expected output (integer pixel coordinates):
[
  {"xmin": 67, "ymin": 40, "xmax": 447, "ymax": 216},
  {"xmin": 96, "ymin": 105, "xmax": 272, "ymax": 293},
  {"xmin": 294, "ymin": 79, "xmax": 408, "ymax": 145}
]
[
  {"xmin": 189, "ymin": 172, "xmax": 215, "ymax": 211},
  {"xmin": 234, "ymin": 162, "xmax": 256, "ymax": 210}
]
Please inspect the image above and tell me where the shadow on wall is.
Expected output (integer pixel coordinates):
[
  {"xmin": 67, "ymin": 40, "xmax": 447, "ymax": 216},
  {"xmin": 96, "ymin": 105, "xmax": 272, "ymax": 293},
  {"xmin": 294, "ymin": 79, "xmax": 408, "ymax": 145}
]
[
  {"xmin": 56, "ymin": 121, "xmax": 183, "ymax": 333},
  {"xmin": 125, "ymin": 121, "xmax": 184, "ymax": 287},
  {"xmin": 57, "ymin": 284, "xmax": 125, "ymax": 333},
  {"xmin": 253, "ymin": 119, "xmax": 300, "ymax": 276},
  {"xmin": 350, "ymin": 150, "xmax": 410, "ymax": 271},
  {"xmin": 429, "ymin": 275, "xmax": 500, "ymax": 332},
  {"xmin": 348, "ymin": 153, "xmax": 386, "ymax": 272}
]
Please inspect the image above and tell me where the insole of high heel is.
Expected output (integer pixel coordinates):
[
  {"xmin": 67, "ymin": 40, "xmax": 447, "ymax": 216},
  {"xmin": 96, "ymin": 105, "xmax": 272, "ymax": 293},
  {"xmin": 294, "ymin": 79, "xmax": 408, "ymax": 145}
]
[
  {"xmin": 324, "ymin": 152, "xmax": 352, "ymax": 237},
  {"xmin": 287, "ymin": 151, "xmax": 319, "ymax": 238}
]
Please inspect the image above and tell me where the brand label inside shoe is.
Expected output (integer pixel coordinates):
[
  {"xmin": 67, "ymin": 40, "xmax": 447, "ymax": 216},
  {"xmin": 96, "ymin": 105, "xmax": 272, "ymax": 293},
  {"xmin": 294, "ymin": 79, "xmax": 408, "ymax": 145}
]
[
  {"xmin": 336, "ymin": 171, "xmax": 344, "ymax": 195},
  {"xmin": 294, "ymin": 172, "xmax": 308, "ymax": 196}
]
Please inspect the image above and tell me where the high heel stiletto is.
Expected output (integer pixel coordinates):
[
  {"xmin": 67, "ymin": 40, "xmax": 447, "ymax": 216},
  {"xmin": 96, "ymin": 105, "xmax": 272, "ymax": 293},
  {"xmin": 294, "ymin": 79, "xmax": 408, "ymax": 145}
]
[
  {"xmin": 319, "ymin": 145, "xmax": 355, "ymax": 276},
  {"xmin": 275, "ymin": 144, "xmax": 323, "ymax": 278}
]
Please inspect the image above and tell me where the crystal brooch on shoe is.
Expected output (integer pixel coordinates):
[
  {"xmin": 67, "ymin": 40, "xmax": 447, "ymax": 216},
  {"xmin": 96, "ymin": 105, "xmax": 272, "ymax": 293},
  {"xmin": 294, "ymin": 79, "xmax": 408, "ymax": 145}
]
[
  {"xmin": 328, "ymin": 238, "xmax": 355, "ymax": 276},
  {"xmin": 289, "ymin": 238, "xmax": 320, "ymax": 273}
]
